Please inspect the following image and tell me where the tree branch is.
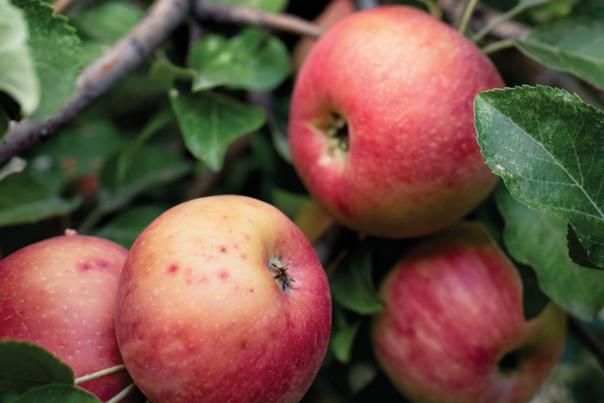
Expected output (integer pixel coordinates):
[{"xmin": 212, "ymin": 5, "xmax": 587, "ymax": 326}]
[
  {"xmin": 0, "ymin": 0, "xmax": 190, "ymax": 166},
  {"xmin": 193, "ymin": 1, "xmax": 323, "ymax": 38}
]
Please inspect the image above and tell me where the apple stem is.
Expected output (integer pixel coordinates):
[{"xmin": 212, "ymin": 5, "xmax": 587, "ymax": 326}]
[
  {"xmin": 106, "ymin": 383, "xmax": 137, "ymax": 403},
  {"xmin": 456, "ymin": 0, "xmax": 480, "ymax": 35},
  {"xmin": 74, "ymin": 364, "xmax": 127, "ymax": 385},
  {"xmin": 471, "ymin": 0, "xmax": 548, "ymax": 43}
]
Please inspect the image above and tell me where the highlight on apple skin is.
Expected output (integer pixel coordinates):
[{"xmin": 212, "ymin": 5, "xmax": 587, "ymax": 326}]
[
  {"xmin": 0, "ymin": 232, "xmax": 133, "ymax": 401},
  {"xmin": 371, "ymin": 223, "xmax": 567, "ymax": 403},
  {"xmin": 289, "ymin": 6, "xmax": 504, "ymax": 239},
  {"xmin": 115, "ymin": 195, "xmax": 332, "ymax": 403}
]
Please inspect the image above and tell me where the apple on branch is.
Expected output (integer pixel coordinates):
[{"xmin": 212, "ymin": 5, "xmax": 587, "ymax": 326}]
[
  {"xmin": 372, "ymin": 223, "xmax": 567, "ymax": 403},
  {"xmin": 0, "ymin": 231, "xmax": 134, "ymax": 401},
  {"xmin": 115, "ymin": 195, "xmax": 332, "ymax": 403},
  {"xmin": 289, "ymin": 6, "xmax": 504, "ymax": 238}
]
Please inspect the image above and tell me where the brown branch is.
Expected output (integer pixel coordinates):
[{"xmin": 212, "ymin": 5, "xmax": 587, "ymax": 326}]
[
  {"xmin": 193, "ymin": 1, "xmax": 323, "ymax": 38},
  {"xmin": 0, "ymin": 0, "xmax": 190, "ymax": 166}
]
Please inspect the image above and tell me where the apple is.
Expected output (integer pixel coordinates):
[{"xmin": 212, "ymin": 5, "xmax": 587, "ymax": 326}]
[
  {"xmin": 292, "ymin": 0, "xmax": 355, "ymax": 71},
  {"xmin": 0, "ymin": 232, "xmax": 134, "ymax": 401},
  {"xmin": 115, "ymin": 195, "xmax": 332, "ymax": 403},
  {"xmin": 289, "ymin": 6, "xmax": 504, "ymax": 238},
  {"xmin": 371, "ymin": 223, "xmax": 567, "ymax": 403}
]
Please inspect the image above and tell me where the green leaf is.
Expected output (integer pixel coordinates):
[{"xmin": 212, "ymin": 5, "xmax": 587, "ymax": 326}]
[
  {"xmin": 75, "ymin": 1, "xmax": 142, "ymax": 43},
  {"xmin": 330, "ymin": 242, "xmax": 384, "ymax": 315},
  {"xmin": 475, "ymin": 85, "xmax": 604, "ymax": 269},
  {"xmin": 0, "ymin": 109, "xmax": 8, "ymax": 138},
  {"xmin": 271, "ymin": 188, "xmax": 309, "ymax": 219},
  {"xmin": 495, "ymin": 185, "xmax": 604, "ymax": 321},
  {"xmin": 330, "ymin": 310, "xmax": 359, "ymax": 364},
  {"xmin": 12, "ymin": 0, "xmax": 83, "ymax": 120},
  {"xmin": 189, "ymin": 28, "xmax": 290, "ymax": 92},
  {"xmin": 517, "ymin": 0, "xmax": 604, "ymax": 90},
  {"xmin": 529, "ymin": 0, "xmax": 579, "ymax": 22},
  {"xmin": 0, "ymin": 0, "xmax": 39, "ymax": 118},
  {"xmin": 10, "ymin": 384, "xmax": 100, "ymax": 403},
  {"xmin": 205, "ymin": 0, "xmax": 288, "ymax": 12},
  {"xmin": 99, "ymin": 146, "xmax": 192, "ymax": 213},
  {"xmin": 95, "ymin": 204, "xmax": 166, "ymax": 247},
  {"xmin": 170, "ymin": 90, "xmax": 266, "ymax": 171},
  {"xmin": 0, "ymin": 171, "xmax": 80, "ymax": 227},
  {"xmin": 0, "ymin": 341, "xmax": 73, "ymax": 394}
]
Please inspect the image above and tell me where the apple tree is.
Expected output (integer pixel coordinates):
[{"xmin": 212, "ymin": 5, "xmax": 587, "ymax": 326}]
[{"xmin": 1, "ymin": 0, "xmax": 604, "ymax": 402}]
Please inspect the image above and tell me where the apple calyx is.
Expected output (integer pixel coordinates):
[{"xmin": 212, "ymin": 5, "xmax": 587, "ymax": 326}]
[
  {"xmin": 317, "ymin": 111, "xmax": 349, "ymax": 157},
  {"xmin": 269, "ymin": 257, "xmax": 295, "ymax": 292},
  {"xmin": 497, "ymin": 345, "xmax": 533, "ymax": 377}
]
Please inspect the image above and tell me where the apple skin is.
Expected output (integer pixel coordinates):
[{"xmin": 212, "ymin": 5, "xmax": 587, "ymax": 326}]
[
  {"xmin": 115, "ymin": 195, "xmax": 332, "ymax": 403},
  {"xmin": 289, "ymin": 6, "xmax": 503, "ymax": 238},
  {"xmin": 371, "ymin": 223, "xmax": 567, "ymax": 403},
  {"xmin": 292, "ymin": 0, "xmax": 355, "ymax": 71},
  {"xmin": 0, "ymin": 233, "xmax": 134, "ymax": 401}
]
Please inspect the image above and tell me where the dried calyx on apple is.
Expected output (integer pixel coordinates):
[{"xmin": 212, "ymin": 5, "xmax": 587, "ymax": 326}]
[
  {"xmin": 269, "ymin": 256, "xmax": 295, "ymax": 291},
  {"xmin": 315, "ymin": 111, "xmax": 349, "ymax": 157}
]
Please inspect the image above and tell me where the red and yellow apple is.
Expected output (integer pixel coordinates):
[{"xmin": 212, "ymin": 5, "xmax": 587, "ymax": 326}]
[
  {"xmin": 372, "ymin": 223, "xmax": 567, "ymax": 403},
  {"xmin": 289, "ymin": 6, "xmax": 503, "ymax": 238},
  {"xmin": 115, "ymin": 195, "xmax": 332, "ymax": 403},
  {"xmin": 0, "ymin": 232, "xmax": 133, "ymax": 401}
]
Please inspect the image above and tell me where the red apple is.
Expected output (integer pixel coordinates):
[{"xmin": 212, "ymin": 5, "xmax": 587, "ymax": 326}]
[
  {"xmin": 115, "ymin": 195, "xmax": 332, "ymax": 403},
  {"xmin": 292, "ymin": 0, "xmax": 355, "ymax": 71},
  {"xmin": 0, "ymin": 232, "xmax": 133, "ymax": 401},
  {"xmin": 289, "ymin": 6, "xmax": 503, "ymax": 238},
  {"xmin": 372, "ymin": 223, "xmax": 567, "ymax": 403}
]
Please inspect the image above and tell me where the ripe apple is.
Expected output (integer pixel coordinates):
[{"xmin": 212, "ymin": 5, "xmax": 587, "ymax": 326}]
[
  {"xmin": 0, "ymin": 232, "xmax": 133, "ymax": 401},
  {"xmin": 289, "ymin": 6, "xmax": 504, "ymax": 238},
  {"xmin": 292, "ymin": 0, "xmax": 355, "ymax": 71},
  {"xmin": 115, "ymin": 195, "xmax": 332, "ymax": 403},
  {"xmin": 371, "ymin": 223, "xmax": 567, "ymax": 403}
]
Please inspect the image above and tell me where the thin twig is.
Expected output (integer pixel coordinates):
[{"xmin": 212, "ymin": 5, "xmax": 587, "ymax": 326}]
[
  {"xmin": 456, "ymin": 0, "xmax": 480, "ymax": 35},
  {"xmin": 482, "ymin": 38, "xmax": 515, "ymax": 54},
  {"xmin": 75, "ymin": 364, "xmax": 127, "ymax": 385},
  {"xmin": 569, "ymin": 316, "xmax": 604, "ymax": 369},
  {"xmin": 472, "ymin": 0, "xmax": 547, "ymax": 42},
  {"xmin": 439, "ymin": 0, "xmax": 530, "ymax": 39},
  {"xmin": 0, "ymin": 0, "xmax": 190, "ymax": 166},
  {"xmin": 106, "ymin": 384, "xmax": 137, "ymax": 403},
  {"xmin": 193, "ymin": 1, "xmax": 323, "ymax": 38}
]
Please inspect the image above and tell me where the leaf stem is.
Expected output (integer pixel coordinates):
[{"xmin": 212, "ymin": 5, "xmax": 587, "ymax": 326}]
[
  {"xmin": 472, "ymin": 0, "xmax": 549, "ymax": 43},
  {"xmin": 78, "ymin": 207, "xmax": 104, "ymax": 234},
  {"xmin": 482, "ymin": 38, "xmax": 516, "ymax": 54},
  {"xmin": 569, "ymin": 316, "xmax": 604, "ymax": 369},
  {"xmin": 74, "ymin": 364, "xmax": 126, "ymax": 385},
  {"xmin": 419, "ymin": 0, "xmax": 443, "ymax": 20},
  {"xmin": 457, "ymin": 0, "xmax": 480, "ymax": 35},
  {"xmin": 106, "ymin": 383, "xmax": 137, "ymax": 403}
]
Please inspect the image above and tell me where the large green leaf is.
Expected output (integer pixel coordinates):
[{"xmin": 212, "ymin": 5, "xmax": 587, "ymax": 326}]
[
  {"xmin": 475, "ymin": 86, "xmax": 604, "ymax": 269},
  {"xmin": 330, "ymin": 309, "xmax": 359, "ymax": 364},
  {"xmin": 170, "ymin": 90, "xmax": 266, "ymax": 171},
  {"xmin": 517, "ymin": 0, "xmax": 604, "ymax": 90},
  {"xmin": 99, "ymin": 146, "xmax": 192, "ymax": 213},
  {"xmin": 330, "ymin": 242, "xmax": 384, "ymax": 315},
  {"xmin": 0, "ymin": 0, "xmax": 39, "ymax": 119},
  {"xmin": 12, "ymin": 0, "xmax": 83, "ymax": 120},
  {"xmin": 189, "ymin": 28, "xmax": 290, "ymax": 92},
  {"xmin": 10, "ymin": 384, "xmax": 100, "ymax": 403},
  {"xmin": 496, "ymin": 185, "xmax": 604, "ymax": 321},
  {"xmin": 0, "ymin": 171, "xmax": 80, "ymax": 227},
  {"xmin": 75, "ymin": 1, "xmax": 142, "ymax": 43},
  {"xmin": 205, "ymin": 0, "xmax": 288, "ymax": 12},
  {"xmin": 95, "ymin": 204, "xmax": 166, "ymax": 247},
  {"xmin": 0, "ymin": 341, "xmax": 73, "ymax": 394}
]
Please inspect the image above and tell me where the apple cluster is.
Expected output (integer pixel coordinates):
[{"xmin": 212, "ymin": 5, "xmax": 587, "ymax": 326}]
[{"xmin": 0, "ymin": 4, "xmax": 567, "ymax": 403}]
